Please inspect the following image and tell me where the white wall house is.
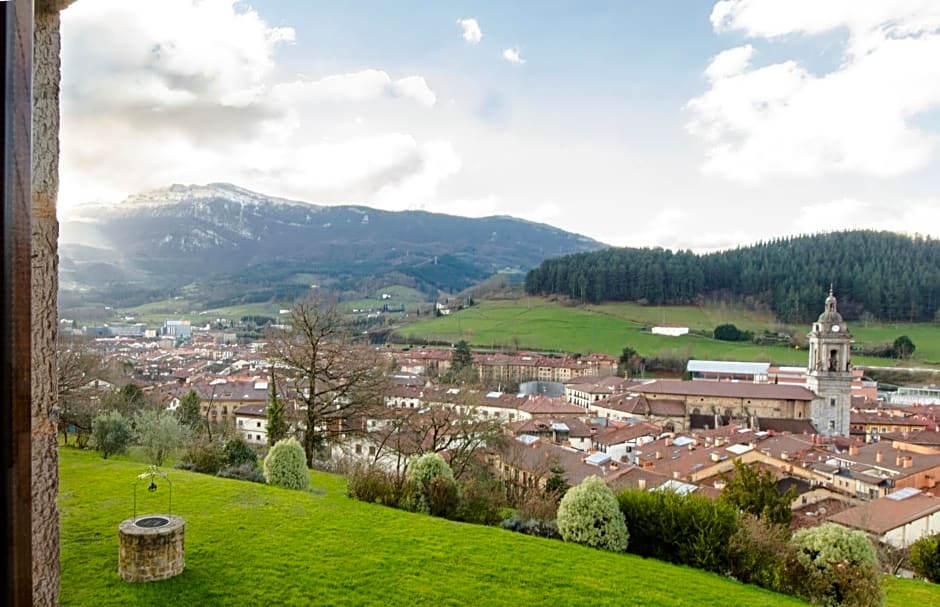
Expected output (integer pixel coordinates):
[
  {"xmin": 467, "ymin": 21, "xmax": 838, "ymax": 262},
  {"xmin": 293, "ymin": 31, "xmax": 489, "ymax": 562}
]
[
  {"xmin": 828, "ymin": 488, "xmax": 940, "ymax": 548},
  {"xmin": 234, "ymin": 404, "xmax": 267, "ymax": 445}
]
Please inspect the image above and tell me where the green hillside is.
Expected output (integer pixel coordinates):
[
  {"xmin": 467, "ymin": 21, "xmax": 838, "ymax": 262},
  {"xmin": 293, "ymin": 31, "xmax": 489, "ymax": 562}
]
[
  {"xmin": 395, "ymin": 298, "xmax": 940, "ymax": 367},
  {"xmin": 60, "ymin": 447, "xmax": 806, "ymax": 606}
]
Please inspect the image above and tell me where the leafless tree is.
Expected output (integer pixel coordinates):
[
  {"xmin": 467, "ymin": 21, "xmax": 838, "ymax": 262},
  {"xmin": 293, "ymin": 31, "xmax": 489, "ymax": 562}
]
[
  {"xmin": 56, "ymin": 337, "xmax": 110, "ymax": 447},
  {"xmin": 367, "ymin": 404, "xmax": 506, "ymax": 480},
  {"xmin": 266, "ymin": 297, "xmax": 387, "ymax": 467}
]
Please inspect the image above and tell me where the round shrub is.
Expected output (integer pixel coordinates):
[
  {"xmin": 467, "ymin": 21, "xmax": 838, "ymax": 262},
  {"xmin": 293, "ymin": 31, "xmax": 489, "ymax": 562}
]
[
  {"xmin": 791, "ymin": 523, "xmax": 883, "ymax": 607},
  {"xmin": 263, "ymin": 437, "xmax": 309, "ymax": 490},
  {"xmin": 911, "ymin": 533, "xmax": 940, "ymax": 583},
  {"xmin": 792, "ymin": 523, "xmax": 878, "ymax": 571},
  {"xmin": 557, "ymin": 476, "xmax": 629, "ymax": 552},
  {"xmin": 407, "ymin": 452, "xmax": 456, "ymax": 515}
]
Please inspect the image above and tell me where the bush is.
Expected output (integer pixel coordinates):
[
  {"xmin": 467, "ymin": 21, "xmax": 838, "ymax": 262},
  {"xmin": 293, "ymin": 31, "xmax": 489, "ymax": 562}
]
[
  {"xmin": 178, "ymin": 436, "xmax": 226, "ymax": 474},
  {"xmin": 407, "ymin": 453, "xmax": 456, "ymax": 515},
  {"xmin": 791, "ymin": 523, "xmax": 883, "ymax": 607},
  {"xmin": 499, "ymin": 515, "xmax": 560, "ymax": 539},
  {"xmin": 347, "ymin": 466, "xmax": 401, "ymax": 507},
  {"xmin": 263, "ymin": 437, "xmax": 310, "ymax": 490},
  {"xmin": 557, "ymin": 476, "xmax": 628, "ymax": 552},
  {"xmin": 217, "ymin": 462, "xmax": 266, "ymax": 483},
  {"xmin": 223, "ymin": 437, "xmax": 257, "ymax": 467},
  {"xmin": 91, "ymin": 411, "xmax": 134, "ymax": 459},
  {"xmin": 910, "ymin": 533, "xmax": 940, "ymax": 583},
  {"xmin": 425, "ymin": 475, "xmax": 460, "ymax": 519},
  {"xmin": 714, "ymin": 323, "xmax": 752, "ymax": 342},
  {"xmin": 618, "ymin": 488, "xmax": 738, "ymax": 573},
  {"xmin": 455, "ymin": 476, "xmax": 508, "ymax": 525},
  {"xmin": 727, "ymin": 515, "xmax": 796, "ymax": 593}
]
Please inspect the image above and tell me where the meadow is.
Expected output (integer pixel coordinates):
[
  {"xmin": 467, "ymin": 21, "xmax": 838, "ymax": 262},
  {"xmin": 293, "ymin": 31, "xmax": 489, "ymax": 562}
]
[
  {"xmin": 58, "ymin": 448, "xmax": 940, "ymax": 606},
  {"xmin": 396, "ymin": 298, "xmax": 940, "ymax": 368}
]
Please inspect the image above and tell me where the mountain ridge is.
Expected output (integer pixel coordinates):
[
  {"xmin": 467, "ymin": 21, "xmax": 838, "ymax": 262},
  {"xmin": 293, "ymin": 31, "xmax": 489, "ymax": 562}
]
[{"xmin": 59, "ymin": 183, "xmax": 605, "ymax": 312}]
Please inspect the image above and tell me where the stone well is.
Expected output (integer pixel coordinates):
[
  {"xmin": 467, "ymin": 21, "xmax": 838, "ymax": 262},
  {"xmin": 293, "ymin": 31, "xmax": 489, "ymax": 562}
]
[{"xmin": 118, "ymin": 514, "xmax": 186, "ymax": 582}]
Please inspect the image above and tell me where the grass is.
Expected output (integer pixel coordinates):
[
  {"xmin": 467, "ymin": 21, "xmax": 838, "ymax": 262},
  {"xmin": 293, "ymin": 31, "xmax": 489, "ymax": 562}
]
[
  {"xmin": 396, "ymin": 298, "xmax": 940, "ymax": 368},
  {"xmin": 60, "ymin": 447, "xmax": 811, "ymax": 607}
]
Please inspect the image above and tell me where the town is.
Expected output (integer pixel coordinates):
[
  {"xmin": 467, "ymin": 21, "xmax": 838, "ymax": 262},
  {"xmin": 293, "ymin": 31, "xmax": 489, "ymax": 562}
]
[{"xmin": 64, "ymin": 290, "xmax": 940, "ymax": 551}]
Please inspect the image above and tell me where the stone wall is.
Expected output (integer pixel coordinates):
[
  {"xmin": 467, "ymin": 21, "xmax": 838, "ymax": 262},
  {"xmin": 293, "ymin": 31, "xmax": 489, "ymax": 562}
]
[{"xmin": 118, "ymin": 516, "xmax": 186, "ymax": 583}]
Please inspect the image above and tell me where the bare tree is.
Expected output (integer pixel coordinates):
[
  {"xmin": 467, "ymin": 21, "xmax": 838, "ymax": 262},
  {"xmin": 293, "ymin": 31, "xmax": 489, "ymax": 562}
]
[
  {"xmin": 266, "ymin": 298, "xmax": 387, "ymax": 467},
  {"xmin": 56, "ymin": 337, "xmax": 109, "ymax": 447},
  {"xmin": 368, "ymin": 402, "xmax": 505, "ymax": 480}
]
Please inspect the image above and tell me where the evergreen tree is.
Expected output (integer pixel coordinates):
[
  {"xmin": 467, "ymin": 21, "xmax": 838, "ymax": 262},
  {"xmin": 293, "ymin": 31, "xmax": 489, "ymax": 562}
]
[
  {"xmin": 719, "ymin": 460, "xmax": 794, "ymax": 526},
  {"xmin": 266, "ymin": 366, "xmax": 288, "ymax": 447},
  {"xmin": 177, "ymin": 389, "xmax": 203, "ymax": 435}
]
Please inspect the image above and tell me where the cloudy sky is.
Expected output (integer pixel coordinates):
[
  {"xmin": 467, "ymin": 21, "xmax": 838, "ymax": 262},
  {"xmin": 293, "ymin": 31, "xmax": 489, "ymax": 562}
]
[{"xmin": 59, "ymin": 0, "xmax": 940, "ymax": 250}]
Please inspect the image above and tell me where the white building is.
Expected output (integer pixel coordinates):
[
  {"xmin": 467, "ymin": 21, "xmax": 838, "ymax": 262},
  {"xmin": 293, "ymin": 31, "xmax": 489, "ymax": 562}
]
[{"xmin": 828, "ymin": 488, "xmax": 940, "ymax": 548}]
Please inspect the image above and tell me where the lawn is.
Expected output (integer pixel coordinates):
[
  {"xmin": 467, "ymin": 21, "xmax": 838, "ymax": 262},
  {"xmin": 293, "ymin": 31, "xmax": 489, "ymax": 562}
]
[
  {"xmin": 60, "ymin": 447, "xmax": 809, "ymax": 607},
  {"xmin": 396, "ymin": 298, "xmax": 940, "ymax": 368}
]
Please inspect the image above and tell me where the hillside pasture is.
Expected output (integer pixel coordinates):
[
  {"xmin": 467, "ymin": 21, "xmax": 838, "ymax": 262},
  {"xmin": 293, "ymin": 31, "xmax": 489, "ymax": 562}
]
[
  {"xmin": 60, "ymin": 448, "xmax": 808, "ymax": 607},
  {"xmin": 396, "ymin": 298, "xmax": 939, "ymax": 368}
]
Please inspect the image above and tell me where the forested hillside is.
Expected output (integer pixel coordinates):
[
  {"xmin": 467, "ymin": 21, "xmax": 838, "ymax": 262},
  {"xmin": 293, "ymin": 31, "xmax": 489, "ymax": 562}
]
[{"xmin": 524, "ymin": 231, "xmax": 940, "ymax": 322}]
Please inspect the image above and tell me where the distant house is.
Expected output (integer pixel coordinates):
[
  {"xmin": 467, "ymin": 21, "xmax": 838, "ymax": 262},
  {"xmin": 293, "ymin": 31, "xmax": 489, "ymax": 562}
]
[
  {"xmin": 828, "ymin": 488, "xmax": 940, "ymax": 548},
  {"xmin": 234, "ymin": 403, "xmax": 268, "ymax": 445},
  {"xmin": 651, "ymin": 325, "xmax": 689, "ymax": 337}
]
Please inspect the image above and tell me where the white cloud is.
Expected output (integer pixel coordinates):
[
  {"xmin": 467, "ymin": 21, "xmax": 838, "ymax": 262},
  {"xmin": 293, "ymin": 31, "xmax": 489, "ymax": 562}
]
[
  {"xmin": 794, "ymin": 198, "xmax": 940, "ymax": 238},
  {"xmin": 502, "ymin": 47, "xmax": 527, "ymax": 65},
  {"xmin": 60, "ymin": 0, "xmax": 451, "ymax": 213},
  {"xmin": 272, "ymin": 70, "xmax": 436, "ymax": 108},
  {"xmin": 704, "ymin": 45, "xmax": 754, "ymax": 81},
  {"xmin": 389, "ymin": 76, "xmax": 437, "ymax": 108},
  {"xmin": 689, "ymin": 1, "xmax": 940, "ymax": 182},
  {"xmin": 457, "ymin": 18, "xmax": 483, "ymax": 45}
]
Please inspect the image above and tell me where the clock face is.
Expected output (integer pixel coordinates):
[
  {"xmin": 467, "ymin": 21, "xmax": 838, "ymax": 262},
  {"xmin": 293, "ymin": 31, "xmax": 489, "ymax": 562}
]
[{"xmin": 832, "ymin": 324, "xmax": 840, "ymax": 332}]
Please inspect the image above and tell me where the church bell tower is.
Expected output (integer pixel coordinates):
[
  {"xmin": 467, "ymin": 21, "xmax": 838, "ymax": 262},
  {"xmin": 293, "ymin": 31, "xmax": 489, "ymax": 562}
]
[{"xmin": 806, "ymin": 287, "xmax": 853, "ymax": 436}]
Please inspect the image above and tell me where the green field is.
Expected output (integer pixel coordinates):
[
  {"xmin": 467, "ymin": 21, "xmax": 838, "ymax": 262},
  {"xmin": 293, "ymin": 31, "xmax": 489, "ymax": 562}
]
[
  {"xmin": 61, "ymin": 448, "xmax": 802, "ymax": 606},
  {"xmin": 58, "ymin": 448, "xmax": 940, "ymax": 606},
  {"xmin": 396, "ymin": 298, "xmax": 940, "ymax": 367}
]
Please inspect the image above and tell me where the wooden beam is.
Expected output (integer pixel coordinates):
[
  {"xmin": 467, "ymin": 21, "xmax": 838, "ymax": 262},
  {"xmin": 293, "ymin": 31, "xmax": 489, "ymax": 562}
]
[{"xmin": 1, "ymin": 0, "xmax": 34, "ymax": 605}]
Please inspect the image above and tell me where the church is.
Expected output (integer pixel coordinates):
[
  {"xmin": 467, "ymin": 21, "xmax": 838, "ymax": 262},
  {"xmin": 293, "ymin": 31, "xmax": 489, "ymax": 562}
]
[{"xmin": 623, "ymin": 289, "xmax": 854, "ymax": 436}]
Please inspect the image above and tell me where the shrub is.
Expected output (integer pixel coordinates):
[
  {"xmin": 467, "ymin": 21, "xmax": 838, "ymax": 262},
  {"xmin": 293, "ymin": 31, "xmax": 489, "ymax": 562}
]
[
  {"xmin": 178, "ymin": 436, "xmax": 225, "ymax": 474},
  {"xmin": 557, "ymin": 476, "xmax": 628, "ymax": 552},
  {"xmin": 500, "ymin": 515, "xmax": 560, "ymax": 539},
  {"xmin": 347, "ymin": 466, "xmax": 400, "ymax": 507},
  {"xmin": 714, "ymin": 323, "xmax": 752, "ymax": 342},
  {"xmin": 223, "ymin": 437, "xmax": 257, "ymax": 467},
  {"xmin": 791, "ymin": 523, "xmax": 883, "ymax": 607},
  {"xmin": 455, "ymin": 476, "xmax": 508, "ymax": 525},
  {"xmin": 91, "ymin": 411, "xmax": 134, "ymax": 459},
  {"xmin": 727, "ymin": 515, "xmax": 796, "ymax": 593},
  {"xmin": 910, "ymin": 533, "xmax": 940, "ymax": 583},
  {"xmin": 618, "ymin": 488, "xmax": 738, "ymax": 573},
  {"xmin": 263, "ymin": 437, "xmax": 310, "ymax": 490},
  {"xmin": 217, "ymin": 462, "xmax": 266, "ymax": 483},
  {"xmin": 425, "ymin": 475, "xmax": 461, "ymax": 519},
  {"xmin": 134, "ymin": 409, "xmax": 189, "ymax": 466},
  {"xmin": 407, "ymin": 452, "xmax": 455, "ymax": 515}
]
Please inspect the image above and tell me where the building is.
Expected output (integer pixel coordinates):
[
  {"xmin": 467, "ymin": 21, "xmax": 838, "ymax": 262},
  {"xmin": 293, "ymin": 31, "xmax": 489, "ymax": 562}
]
[
  {"xmin": 805, "ymin": 288, "xmax": 853, "ymax": 436},
  {"xmin": 828, "ymin": 488, "xmax": 940, "ymax": 548},
  {"xmin": 687, "ymin": 360, "xmax": 770, "ymax": 383}
]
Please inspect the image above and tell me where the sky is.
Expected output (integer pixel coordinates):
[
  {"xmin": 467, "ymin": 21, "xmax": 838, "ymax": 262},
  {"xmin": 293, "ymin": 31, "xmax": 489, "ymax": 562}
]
[{"xmin": 58, "ymin": 0, "xmax": 940, "ymax": 251}]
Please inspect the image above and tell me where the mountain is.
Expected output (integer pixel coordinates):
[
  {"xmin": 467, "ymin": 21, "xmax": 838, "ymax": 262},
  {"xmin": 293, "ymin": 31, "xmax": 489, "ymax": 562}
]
[
  {"xmin": 524, "ymin": 231, "xmax": 940, "ymax": 322},
  {"xmin": 60, "ymin": 183, "xmax": 603, "ymax": 310}
]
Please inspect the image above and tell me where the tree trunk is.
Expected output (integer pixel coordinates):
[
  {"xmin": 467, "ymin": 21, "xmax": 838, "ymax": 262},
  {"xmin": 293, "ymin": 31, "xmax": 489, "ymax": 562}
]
[{"xmin": 31, "ymin": 6, "xmax": 63, "ymax": 606}]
